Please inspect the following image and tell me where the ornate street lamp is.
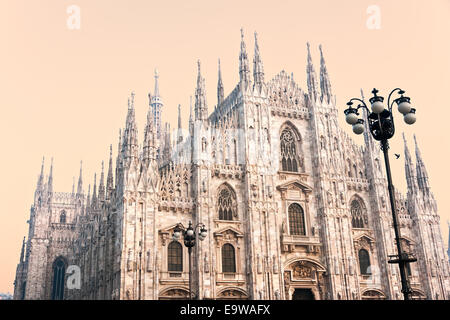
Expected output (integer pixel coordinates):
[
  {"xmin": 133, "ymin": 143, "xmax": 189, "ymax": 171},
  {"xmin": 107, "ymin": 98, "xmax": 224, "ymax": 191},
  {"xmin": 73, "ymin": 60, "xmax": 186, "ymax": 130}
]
[
  {"xmin": 172, "ymin": 221, "xmax": 207, "ymax": 300},
  {"xmin": 344, "ymin": 88, "xmax": 417, "ymax": 300}
]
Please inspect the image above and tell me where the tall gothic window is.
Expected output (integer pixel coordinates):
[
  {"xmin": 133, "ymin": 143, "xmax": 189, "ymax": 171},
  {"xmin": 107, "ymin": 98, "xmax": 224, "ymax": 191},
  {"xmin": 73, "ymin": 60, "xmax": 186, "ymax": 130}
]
[
  {"xmin": 168, "ymin": 241, "xmax": 183, "ymax": 272},
  {"xmin": 59, "ymin": 210, "xmax": 66, "ymax": 223},
  {"xmin": 351, "ymin": 200, "xmax": 365, "ymax": 228},
  {"xmin": 358, "ymin": 249, "xmax": 371, "ymax": 275},
  {"xmin": 51, "ymin": 257, "xmax": 66, "ymax": 300},
  {"xmin": 222, "ymin": 244, "xmax": 236, "ymax": 273},
  {"xmin": 288, "ymin": 203, "xmax": 306, "ymax": 236},
  {"xmin": 218, "ymin": 185, "xmax": 235, "ymax": 220},
  {"xmin": 280, "ymin": 128, "xmax": 300, "ymax": 172}
]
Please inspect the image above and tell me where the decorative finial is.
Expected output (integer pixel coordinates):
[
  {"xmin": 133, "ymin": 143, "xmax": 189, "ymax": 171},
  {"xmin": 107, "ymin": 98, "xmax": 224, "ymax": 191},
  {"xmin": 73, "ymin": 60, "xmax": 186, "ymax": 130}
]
[
  {"xmin": 240, "ymin": 28, "xmax": 244, "ymax": 39},
  {"xmin": 131, "ymin": 91, "xmax": 135, "ymax": 106}
]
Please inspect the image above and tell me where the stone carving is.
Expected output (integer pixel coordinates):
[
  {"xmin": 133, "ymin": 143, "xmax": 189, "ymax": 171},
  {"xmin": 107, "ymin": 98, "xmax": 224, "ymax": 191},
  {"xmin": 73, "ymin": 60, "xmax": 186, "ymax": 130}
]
[
  {"xmin": 127, "ymin": 249, "xmax": 133, "ymax": 271},
  {"xmin": 204, "ymin": 252, "xmax": 209, "ymax": 273},
  {"xmin": 146, "ymin": 250, "xmax": 152, "ymax": 272},
  {"xmin": 292, "ymin": 263, "xmax": 312, "ymax": 279},
  {"xmin": 257, "ymin": 254, "xmax": 262, "ymax": 274}
]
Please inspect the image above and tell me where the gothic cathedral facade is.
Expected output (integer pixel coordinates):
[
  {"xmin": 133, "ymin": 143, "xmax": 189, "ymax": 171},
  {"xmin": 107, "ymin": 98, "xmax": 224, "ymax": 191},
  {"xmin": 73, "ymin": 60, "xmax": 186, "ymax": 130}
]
[{"xmin": 14, "ymin": 31, "xmax": 450, "ymax": 300}]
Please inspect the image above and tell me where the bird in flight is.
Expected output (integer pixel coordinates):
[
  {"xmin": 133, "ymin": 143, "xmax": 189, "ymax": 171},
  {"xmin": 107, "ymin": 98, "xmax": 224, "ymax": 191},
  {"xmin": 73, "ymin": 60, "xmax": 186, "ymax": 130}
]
[{"xmin": 395, "ymin": 154, "xmax": 400, "ymax": 159}]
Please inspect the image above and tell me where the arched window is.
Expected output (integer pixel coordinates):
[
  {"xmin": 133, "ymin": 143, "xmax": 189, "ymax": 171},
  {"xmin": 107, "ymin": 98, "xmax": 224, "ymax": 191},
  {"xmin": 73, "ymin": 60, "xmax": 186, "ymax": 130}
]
[
  {"xmin": 168, "ymin": 241, "xmax": 183, "ymax": 272},
  {"xmin": 222, "ymin": 244, "xmax": 236, "ymax": 273},
  {"xmin": 218, "ymin": 185, "xmax": 235, "ymax": 220},
  {"xmin": 288, "ymin": 203, "xmax": 306, "ymax": 236},
  {"xmin": 280, "ymin": 127, "xmax": 300, "ymax": 172},
  {"xmin": 59, "ymin": 210, "xmax": 66, "ymax": 223},
  {"xmin": 351, "ymin": 200, "xmax": 366, "ymax": 228},
  {"xmin": 358, "ymin": 249, "xmax": 371, "ymax": 275},
  {"xmin": 51, "ymin": 257, "xmax": 66, "ymax": 300}
]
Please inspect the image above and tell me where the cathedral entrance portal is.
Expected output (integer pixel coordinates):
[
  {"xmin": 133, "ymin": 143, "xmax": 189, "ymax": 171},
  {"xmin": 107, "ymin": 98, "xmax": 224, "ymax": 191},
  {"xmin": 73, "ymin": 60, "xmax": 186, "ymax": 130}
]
[
  {"xmin": 283, "ymin": 259, "xmax": 326, "ymax": 300},
  {"xmin": 292, "ymin": 288, "xmax": 315, "ymax": 300}
]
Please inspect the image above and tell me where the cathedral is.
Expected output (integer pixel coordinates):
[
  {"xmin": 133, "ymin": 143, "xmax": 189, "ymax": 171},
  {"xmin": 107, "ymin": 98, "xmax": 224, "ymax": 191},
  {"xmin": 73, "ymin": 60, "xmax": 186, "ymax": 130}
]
[{"xmin": 13, "ymin": 30, "xmax": 450, "ymax": 300}]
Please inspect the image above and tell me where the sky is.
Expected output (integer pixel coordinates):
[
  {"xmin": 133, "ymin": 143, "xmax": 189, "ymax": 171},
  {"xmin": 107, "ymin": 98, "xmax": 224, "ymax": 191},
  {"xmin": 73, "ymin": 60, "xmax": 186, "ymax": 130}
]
[{"xmin": 0, "ymin": 0, "xmax": 449, "ymax": 294}]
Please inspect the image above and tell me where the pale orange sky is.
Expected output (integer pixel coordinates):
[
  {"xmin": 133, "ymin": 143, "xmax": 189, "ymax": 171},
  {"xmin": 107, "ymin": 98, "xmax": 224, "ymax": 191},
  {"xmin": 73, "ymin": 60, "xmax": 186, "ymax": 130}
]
[{"xmin": 1, "ymin": 0, "xmax": 449, "ymax": 294}]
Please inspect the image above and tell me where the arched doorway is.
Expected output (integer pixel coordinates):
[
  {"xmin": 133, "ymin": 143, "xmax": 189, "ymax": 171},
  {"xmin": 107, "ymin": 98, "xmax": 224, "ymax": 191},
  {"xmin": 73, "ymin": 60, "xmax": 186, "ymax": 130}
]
[
  {"xmin": 292, "ymin": 288, "xmax": 315, "ymax": 300},
  {"xmin": 51, "ymin": 257, "xmax": 66, "ymax": 300},
  {"xmin": 283, "ymin": 259, "xmax": 326, "ymax": 300}
]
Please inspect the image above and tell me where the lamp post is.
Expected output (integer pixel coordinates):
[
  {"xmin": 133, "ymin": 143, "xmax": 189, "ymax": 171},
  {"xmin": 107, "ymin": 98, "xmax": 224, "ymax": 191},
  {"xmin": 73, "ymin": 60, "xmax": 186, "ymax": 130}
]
[
  {"xmin": 172, "ymin": 220, "xmax": 207, "ymax": 300},
  {"xmin": 344, "ymin": 88, "xmax": 417, "ymax": 300}
]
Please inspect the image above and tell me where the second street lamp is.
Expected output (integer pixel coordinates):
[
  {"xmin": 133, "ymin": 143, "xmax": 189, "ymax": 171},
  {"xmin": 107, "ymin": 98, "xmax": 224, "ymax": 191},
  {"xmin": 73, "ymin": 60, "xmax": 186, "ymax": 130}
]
[
  {"xmin": 172, "ymin": 221, "xmax": 207, "ymax": 300},
  {"xmin": 344, "ymin": 88, "xmax": 417, "ymax": 300}
]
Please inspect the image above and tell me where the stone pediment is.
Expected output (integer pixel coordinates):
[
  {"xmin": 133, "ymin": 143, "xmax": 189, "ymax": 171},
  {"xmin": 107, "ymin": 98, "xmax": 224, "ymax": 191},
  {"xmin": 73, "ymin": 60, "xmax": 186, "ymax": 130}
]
[
  {"xmin": 159, "ymin": 224, "xmax": 180, "ymax": 235},
  {"xmin": 158, "ymin": 224, "xmax": 181, "ymax": 246},
  {"xmin": 213, "ymin": 226, "xmax": 244, "ymax": 239},
  {"xmin": 276, "ymin": 179, "xmax": 313, "ymax": 193},
  {"xmin": 353, "ymin": 233, "xmax": 375, "ymax": 243}
]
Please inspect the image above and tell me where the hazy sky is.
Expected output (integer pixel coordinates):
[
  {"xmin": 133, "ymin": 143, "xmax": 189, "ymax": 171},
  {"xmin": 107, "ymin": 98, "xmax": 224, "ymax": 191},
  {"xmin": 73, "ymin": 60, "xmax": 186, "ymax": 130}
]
[{"xmin": 1, "ymin": 0, "xmax": 449, "ymax": 294}]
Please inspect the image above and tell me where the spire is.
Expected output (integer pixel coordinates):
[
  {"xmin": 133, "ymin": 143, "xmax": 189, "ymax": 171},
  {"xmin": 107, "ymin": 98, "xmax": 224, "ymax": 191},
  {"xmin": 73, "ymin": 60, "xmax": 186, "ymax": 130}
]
[
  {"xmin": 143, "ymin": 101, "xmax": 157, "ymax": 163},
  {"xmin": 98, "ymin": 161, "xmax": 105, "ymax": 202},
  {"xmin": 20, "ymin": 236, "xmax": 25, "ymax": 263},
  {"xmin": 239, "ymin": 28, "xmax": 251, "ymax": 87},
  {"xmin": 306, "ymin": 42, "xmax": 319, "ymax": 102},
  {"xmin": 150, "ymin": 70, "xmax": 163, "ymax": 139},
  {"xmin": 36, "ymin": 157, "xmax": 45, "ymax": 190},
  {"xmin": 77, "ymin": 160, "xmax": 83, "ymax": 195},
  {"xmin": 189, "ymin": 96, "xmax": 193, "ymax": 123},
  {"xmin": 177, "ymin": 104, "xmax": 183, "ymax": 144},
  {"xmin": 106, "ymin": 145, "xmax": 114, "ymax": 199},
  {"xmin": 403, "ymin": 133, "xmax": 418, "ymax": 193},
  {"xmin": 47, "ymin": 158, "xmax": 53, "ymax": 194},
  {"xmin": 72, "ymin": 177, "xmax": 75, "ymax": 195},
  {"xmin": 195, "ymin": 60, "xmax": 208, "ymax": 121},
  {"xmin": 91, "ymin": 173, "xmax": 97, "ymax": 208},
  {"xmin": 319, "ymin": 44, "xmax": 332, "ymax": 104},
  {"xmin": 163, "ymin": 122, "xmax": 172, "ymax": 163},
  {"xmin": 253, "ymin": 31, "xmax": 265, "ymax": 87},
  {"xmin": 154, "ymin": 69, "xmax": 160, "ymax": 97},
  {"xmin": 123, "ymin": 92, "xmax": 138, "ymax": 164},
  {"xmin": 115, "ymin": 129, "xmax": 122, "ymax": 187},
  {"xmin": 217, "ymin": 59, "xmax": 224, "ymax": 106},
  {"xmin": 86, "ymin": 184, "xmax": 91, "ymax": 209},
  {"xmin": 414, "ymin": 134, "xmax": 430, "ymax": 193}
]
